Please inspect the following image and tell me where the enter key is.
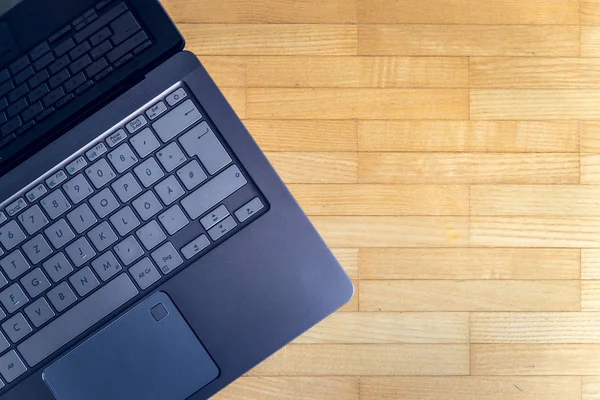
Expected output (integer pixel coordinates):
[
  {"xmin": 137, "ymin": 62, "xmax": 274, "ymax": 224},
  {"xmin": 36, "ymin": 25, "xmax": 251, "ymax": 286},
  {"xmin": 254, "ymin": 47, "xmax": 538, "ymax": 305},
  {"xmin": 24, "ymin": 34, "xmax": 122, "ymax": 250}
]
[{"xmin": 178, "ymin": 121, "xmax": 232, "ymax": 175}]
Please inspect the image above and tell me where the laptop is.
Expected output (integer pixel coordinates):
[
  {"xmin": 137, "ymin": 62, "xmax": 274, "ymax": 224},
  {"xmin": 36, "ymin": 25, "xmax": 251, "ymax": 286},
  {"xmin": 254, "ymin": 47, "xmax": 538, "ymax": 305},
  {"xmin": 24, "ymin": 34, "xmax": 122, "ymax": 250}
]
[{"xmin": 0, "ymin": 0, "xmax": 354, "ymax": 398}]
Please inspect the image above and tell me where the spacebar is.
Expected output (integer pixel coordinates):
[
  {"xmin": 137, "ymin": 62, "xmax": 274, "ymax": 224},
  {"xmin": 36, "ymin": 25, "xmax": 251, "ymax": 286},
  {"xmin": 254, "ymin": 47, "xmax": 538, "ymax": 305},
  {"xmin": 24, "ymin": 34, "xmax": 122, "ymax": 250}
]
[{"xmin": 18, "ymin": 274, "xmax": 138, "ymax": 367}]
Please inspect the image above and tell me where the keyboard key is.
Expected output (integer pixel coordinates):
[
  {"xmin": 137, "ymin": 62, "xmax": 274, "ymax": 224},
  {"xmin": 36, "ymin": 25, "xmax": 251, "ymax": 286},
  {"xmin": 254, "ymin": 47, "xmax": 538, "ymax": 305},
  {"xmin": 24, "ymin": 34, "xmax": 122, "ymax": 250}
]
[
  {"xmin": 111, "ymin": 173, "xmax": 141, "ymax": 203},
  {"xmin": 107, "ymin": 143, "xmax": 138, "ymax": 173},
  {"xmin": 66, "ymin": 204, "xmax": 97, "ymax": 234},
  {"xmin": 0, "ymin": 98, "xmax": 7, "ymax": 112},
  {"xmin": 46, "ymin": 282, "xmax": 77, "ymax": 313},
  {"xmin": 0, "ymin": 283, "xmax": 29, "ymax": 314},
  {"xmin": 21, "ymin": 102, "xmax": 44, "ymax": 123},
  {"xmin": 181, "ymin": 235, "xmax": 210, "ymax": 260},
  {"xmin": 153, "ymin": 99, "xmax": 201, "ymax": 143},
  {"xmin": 66, "ymin": 156, "xmax": 88, "ymax": 176},
  {"xmin": 28, "ymin": 83, "xmax": 49, "ymax": 103},
  {"xmin": 158, "ymin": 205, "xmax": 189, "ymax": 235},
  {"xmin": 69, "ymin": 55, "xmax": 92, "ymax": 75},
  {"xmin": 0, "ymin": 70, "xmax": 8, "ymax": 84},
  {"xmin": 107, "ymin": 30, "xmax": 147, "ymax": 63},
  {"xmin": 166, "ymin": 88, "xmax": 187, "ymax": 107},
  {"xmin": 106, "ymin": 129, "xmax": 126, "ymax": 147},
  {"xmin": 113, "ymin": 236, "xmax": 143, "ymax": 267},
  {"xmin": 181, "ymin": 165, "xmax": 247, "ymax": 220},
  {"xmin": 44, "ymin": 219, "xmax": 75, "ymax": 249},
  {"xmin": 91, "ymin": 251, "xmax": 123, "ymax": 281},
  {"xmin": 90, "ymin": 27, "xmax": 111, "ymax": 47},
  {"xmin": 22, "ymin": 235, "xmax": 53, "ymax": 265},
  {"xmin": 89, "ymin": 188, "xmax": 119, "ymax": 218},
  {"xmin": 133, "ymin": 157, "xmax": 163, "ymax": 188},
  {"xmin": 151, "ymin": 242, "xmax": 183, "ymax": 275},
  {"xmin": 48, "ymin": 69, "xmax": 70, "ymax": 89},
  {"xmin": 49, "ymin": 55, "xmax": 69, "ymax": 75},
  {"xmin": 18, "ymin": 205, "xmax": 49, "ymax": 235},
  {"xmin": 109, "ymin": 206, "xmax": 140, "ymax": 236},
  {"xmin": 129, "ymin": 257, "xmax": 160, "ymax": 290},
  {"xmin": 48, "ymin": 25, "xmax": 72, "ymax": 44},
  {"xmin": 136, "ymin": 221, "xmax": 165, "ymax": 251},
  {"xmin": 18, "ymin": 273, "xmax": 138, "ymax": 367},
  {"xmin": 90, "ymin": 40, "xmax": 113, "ymax": 60},
  {"xmin": 200, "ymin": 205, "xmax": 229, "ymax": 230},
  {"xmin": 55, "ymin": 94, "xmax": 74, "ymax": 110},
  {"xmin": 179, "ymin": 122, "xmax": 232, "ymax": 175},
  {"xmin": 45, "ymin": 170, "xmax": 67, "ymax": 190},
  {"xmin": 208, "ymin": 215, "xmax": 237, "ymax": 241},
  {"xmin": 130, "ymin": 128, "xmax": 160, "ymax": 158},
  {"xmin": 8, "ymin": 83, "xmax": 27, "ymax": 103},
  {"xmin": 75, "ymin": 80, "xmax": 94, "ymax": 95},
  {"xmin": 88, "ymin": 222, "xmax": 118, "ymax": 252},
  {"xmin": 125, "ymin": 115, "xmax": 147, "ymax": 134},
  {"xmin": 25, "ymin": 297, "xmax": 54, "ymax": 328},
  {"xmin": 30, "ymin": 41, "xmax": 50, "ymax": 61},
  {"xmin": 133, "ymin": 40, "xmax": 152, "ymax": 55},
  {"xmin": 28, "ymin": 70, "xmax": 49, "ymax": 90},
  {"xmin": 69, "ymin": 267, "xmax": 99, "ymax": 297},
  {"xmin": 110, "ymin": 12, "xmax": 141, "ymax": 45},
  {"xmin": 0, "ymin": 221, "xmax": 26, "ymax": 251},
  {"xmin": 6, "ymin": 197, "xmax": 26, "ymax": 217},
  {"xmin": 62, "ymin": 174, "xmax": 94, "ymax": 204},
  {"xmin": 176, "ymin": 160, "xmax": 207, "ymax": 190},
  {"xmin": 113, "ymin": 53, "xmax": 132, "ymax": 69},
  {"xmin": 43, "ymin": 87, "xmax": 65, "ymax": 108},
  {"xmin": 9, "ymin": 55, "xmax": 30, "ymax": 75},
  {"xmin": 6, "ymin": 97, "xmax": 27, "ymax": 119},
  {"xmin": 42, "ymin": 253, "xmax": 73, "ymax": 283},
  {"xmin": 132, "ymin": 191, "xmax": 162, "ymax": 221},
  {"xmin": 85, "ymin": 142, "xmax": 107, "ymax": 162},
  {"xmin": 33, "ymin": 53, "xmax": 54, "ymax": 73},
  {"xmin": 54, "ymin": 38, "xmax": 75, "ymax": 58},
  {"xmin": 0, "ymin": 250, "xmax": 30, "ymax": 281},
  {"xmin": 0, "ymin": 333, "xmax": 8, "ymax": 355},
  {"xmin": 14, "ymin": 66, "xmax": 34, "ymax": 86},
  {"xmin": 65, "ymin": 237, "xmax": 96, "ymax": 268},
  {"xmin": 2, "ymin": 313, "xmax": 32, "ymax": 344},
  {"xmin": 155, "ymin": 175, "xmax": 184, "ymax": 206},
  {"xmin": 0, "ymin": 112, "xmax": 7, "ymax": 129},
  {"xmin": 21, "ymin": 268, "xmax": 51, "ymax": 299},
  {"xmin": 85, "ymin": 158, "xmax": 116, "ymax": 189},
  {"xmin": 84, "ymin": 57, "xmax": 108, "ymax": 78},
  {"xmin": 75, "ymin": 2, "xmax": 128, "ymax": 43},
  {"xmin": 146, "ymin": 101, "xmax": 166, "ymax": 120},
  {"xmin": 25, "ymin": 184, "xmax": 47, "ymax": 203},
  {"xmin": 64, "ymin": 72, "xmax": 87, "ymax": 93},
  {"xmin": 35, "ymin": 107, "xmax": 55, "ymax": 122},
  {"xmin": 0, "ymin": 351, "xmax": 27, "ymax": 383},
  {"xmin": 0, "ymin": 80, "xmax": 14, "ymax": 99},
  {"xmin": 156, "ymin": 142, "xmax": 186, "ymax": 172},
  {"xmin": 40, "ymin": 190, "xmax": 71, "ymax": 219}
]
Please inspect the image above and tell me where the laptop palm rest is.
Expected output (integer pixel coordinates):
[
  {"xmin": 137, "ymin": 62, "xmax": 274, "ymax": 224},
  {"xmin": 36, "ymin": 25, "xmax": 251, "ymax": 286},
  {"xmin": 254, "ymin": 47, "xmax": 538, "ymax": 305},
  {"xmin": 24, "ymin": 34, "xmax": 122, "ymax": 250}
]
[{"xmin": 42, "ymin": 291, "xmax": 219, "ymax": 400}]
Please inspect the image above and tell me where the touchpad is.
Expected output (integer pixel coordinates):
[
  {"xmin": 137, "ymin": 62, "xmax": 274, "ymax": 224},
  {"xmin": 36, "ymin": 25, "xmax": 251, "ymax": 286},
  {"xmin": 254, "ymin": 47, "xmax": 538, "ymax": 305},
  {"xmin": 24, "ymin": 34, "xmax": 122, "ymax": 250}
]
[{"xmin": 43, "ymin": 292, "xmax": 219, "ymax": 400}]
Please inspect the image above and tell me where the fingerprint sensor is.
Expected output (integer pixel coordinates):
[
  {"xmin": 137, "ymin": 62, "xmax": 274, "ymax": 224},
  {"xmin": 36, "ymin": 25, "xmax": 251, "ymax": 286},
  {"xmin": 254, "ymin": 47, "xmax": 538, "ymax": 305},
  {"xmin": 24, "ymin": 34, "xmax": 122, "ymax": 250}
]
[{"xmin": 151, "ymin": 303, "xmax": 168, "ymax": 321}]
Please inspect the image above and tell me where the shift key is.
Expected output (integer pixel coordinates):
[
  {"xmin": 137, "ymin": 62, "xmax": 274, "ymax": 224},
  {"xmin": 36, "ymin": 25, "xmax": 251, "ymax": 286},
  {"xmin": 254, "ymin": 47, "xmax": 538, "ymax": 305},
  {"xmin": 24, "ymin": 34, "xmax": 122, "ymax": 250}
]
[{"xmin": 181, "ymin": 165, "xmax": 247, "ymax": 220}]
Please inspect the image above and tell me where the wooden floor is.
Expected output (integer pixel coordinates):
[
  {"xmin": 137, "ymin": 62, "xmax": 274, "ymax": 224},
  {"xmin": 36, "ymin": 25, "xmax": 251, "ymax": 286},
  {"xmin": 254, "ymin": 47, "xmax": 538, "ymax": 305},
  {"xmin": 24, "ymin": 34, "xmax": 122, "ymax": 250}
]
[{"xmin": 161, "ymin": 0, "xmax": 600, "ymax": 398}]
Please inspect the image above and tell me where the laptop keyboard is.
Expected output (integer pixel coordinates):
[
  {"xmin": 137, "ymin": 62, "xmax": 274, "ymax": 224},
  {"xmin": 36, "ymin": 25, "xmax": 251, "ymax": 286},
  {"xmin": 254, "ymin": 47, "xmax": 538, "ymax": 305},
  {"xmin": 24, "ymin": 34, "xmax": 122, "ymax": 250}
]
[
  {"xmin": 0, "ymin": 0, "xmax": 152, "ymax": 149},
  {"xmin": 0, "ymin": 84, "xmax": 267, "ymax": 389}
]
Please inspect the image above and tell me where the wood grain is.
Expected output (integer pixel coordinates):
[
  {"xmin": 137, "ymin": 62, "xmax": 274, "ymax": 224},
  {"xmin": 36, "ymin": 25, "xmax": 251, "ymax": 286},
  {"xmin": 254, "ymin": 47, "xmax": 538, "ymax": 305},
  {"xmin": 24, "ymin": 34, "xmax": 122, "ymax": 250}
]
[
  {"xmin": 581, "ymin": 27, "xmax": 600, "ymax": 57},
  {"xmin": 288, "ymin": 184, "xmax": 469, "ymax": 215},
  {"xmin": 359, "ymin": 248, "xmax": 580, "ymax": 280},
  {"xmin": 358, "ymin": 121, "xmax": 579, "ymax": 152},
  {"xmin": 246, "ymin": 56, "xmax": 469, "ymax": 88},
  {"xmin": 582, "ymin": 0, "xmax": 600, "ymax": 25},
  {"xmin": 358, "ymin": 25, "xmax": 579, "ymax": 56},
  {"xmin": 359, "ymin": 280, "xmax": 580, "ymax": 312},
  {"xmin": 264, "ymin": 152, "xmax": 358, "ymax": 183},
  {"xmin": 220, "ymin": 87, "xmax": 246, "ymax": 118},
  {"xmin": 583, "ymin": 376, "xmax": 600, "ymax": 400},
  {"xmin": 358, "ymin": 0, "xmax": 579, "ymax": 25},
  {"xmin": 360, "ymin": 376, "xmax": 581, "ymax": 400},
  {"xmin": 248, "ymin": 344, "xmax": 470, "ymax": 376},
  {"xmin": 199, "ymin": 57, "xmax": 246, "ymax": 88},
  {"xmin": 331, "ymin": 248, "xmax": 359, "ymax": 279},
  {"xmin": 247, "ymin": 88, "xmax": 469, "ymax": 120},
  {"xmin": 581, "ymin": 281, "xmax": 600, "ymax": 311},
  {"xmin": 358, "ymin": 153, "xmax": 579, "ymax": 184},
  {"xmin": 583, "ymin": 250, "xmax": 600, "ymax": 279},
  {"xmin": 582, "ymin": 122, "xmax": 600, "ymax": 152}
]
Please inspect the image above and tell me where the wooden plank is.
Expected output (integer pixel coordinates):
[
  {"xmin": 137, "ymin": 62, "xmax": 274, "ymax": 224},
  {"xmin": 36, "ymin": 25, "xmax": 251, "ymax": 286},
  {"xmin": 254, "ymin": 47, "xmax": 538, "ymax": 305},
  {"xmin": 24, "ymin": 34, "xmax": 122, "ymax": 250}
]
[
  {"xmin": 471, "ymin": 217, "xmax": 600, "ymax": 247},
  {"xmin": 247, "ymin": 88, "xmax": 468, "ymax": 120},
  {"xmin": 245, "ymin": 120, "xmax": 357, "ymax": 152},
  {"xmin": 310, "ymin": 216, "xmax": 469, "ymax": 248},
  {"xmin": 339, "ymin": 280, "xmax": 358, "ymax": 312},
  {"xmin": 294, "ymin": 312, "xmax": 469, "ymax": 344},
  {"xmin": 471, "ymin": 185, "xmax": 600, "ymax": 216},
  {"xmin": 582, "ymin": 0, "xmax": 600, "ymax": 24},
  {"xmin": 359, "ymin": 281, "xmax": 580, "ymax": 312},
  {"xmin": 582, "ymin": 122, "xmax": 600, "ymax": 152},
  {"xmin": 584, "ymin": 377, "xmax": 600, "ymax": 400},
  {"xmin": 248, "ymin": 344, "xmax": 470, "ymax": 376},
  {"xmin": 359, "ymin": 248, "xmax": 580, "ymax": 280},
  {"xmin": 471, "ymin": 313, "xmax": 600, "ymax": 343},
  {"xmin": 220, "ymin": 88, "xmax": 246, "ymax": 118},
  {"xmin": 471, "ymin": 344, "xmax": 600, "ymax": 375},
  {"xmin": 214, "ymin": 377, "xmax": 359, "ymax": 400},
  {"xmin": 581, "ymin": 155, "xmax": 600, "ymax": 184},
  {"xmin": 288, "ymin": 184, "xmax": 469, "ymax": 216},
  {"xmin": 264, "ymin": 153, "xmax": 358, "ymax": 183},
  {"xmin": 358, "ymin": 0, "xmax": 579, "ymax": 24},
  {"xmin": 582, "ymin": 282, "xmax": 600, "ymax": 311},
  {"xmin": 358, "ymin": 121, "xmax": 579, "ymax": 152},
  {"xmin": 583, "ymin": 250, "xmax": 600, "ymax": 279},
  {"xmin": 582, "ymin": 27, "xmax": 600, "ymax": 57},
  {"xmin": 358, "ymin": 25, "xmax": 579, "ymax": 57},
  {"xmin": 331, "ymin": 248, "xmax": 358, "ymax": 279},
  {"xmin": 358, "ymin": 153, "xmax": 579, "ymax": 184},
  {"xmin": 471, "ymin": 89, "xmax": 600, "ymax": 120},
  {"xmin": 470, "ymin": 57, "xmax": 600, "ymax": 89},
  {"xmin": 246, "ymin": 56, "xmax": 468, "ymax": 88},
  {"xmin": 361, "ymin": 376, "xmax": 581, "ymax": 400},
  {"xmin": 160, "ymin": 0, "xmax": 357, "ymax": 24},
  {"xmin": 199, "ymin": 56, "xmax": 246, "ymax": 88},
  {"xmin": 179, "ymin": 24, "xmax": 357, "ymax": 56}
]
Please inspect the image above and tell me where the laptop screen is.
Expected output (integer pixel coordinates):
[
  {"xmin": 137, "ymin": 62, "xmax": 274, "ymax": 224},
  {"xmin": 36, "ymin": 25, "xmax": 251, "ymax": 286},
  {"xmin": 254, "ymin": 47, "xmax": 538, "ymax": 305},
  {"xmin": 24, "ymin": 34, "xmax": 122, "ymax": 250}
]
[{"xmin": 0, "ymin": 0, "xmax": 23, "ymax": 16}]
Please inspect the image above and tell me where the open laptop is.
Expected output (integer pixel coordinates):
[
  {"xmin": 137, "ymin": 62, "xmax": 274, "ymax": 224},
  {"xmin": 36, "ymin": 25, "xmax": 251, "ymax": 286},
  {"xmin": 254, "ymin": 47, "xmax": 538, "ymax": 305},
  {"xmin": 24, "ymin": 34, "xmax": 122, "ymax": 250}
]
[{"xmin": 0, "ymin": 0, "xmax": 353, "ymax": 398}]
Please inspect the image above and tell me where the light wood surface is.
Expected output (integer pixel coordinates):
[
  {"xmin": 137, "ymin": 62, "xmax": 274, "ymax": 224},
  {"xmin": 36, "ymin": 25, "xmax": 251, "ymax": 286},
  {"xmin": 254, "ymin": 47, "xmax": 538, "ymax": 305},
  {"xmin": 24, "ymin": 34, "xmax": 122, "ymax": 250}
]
[{"xmin": 160, "ymin": 0, "xmax": 600, "ymax": 398}]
